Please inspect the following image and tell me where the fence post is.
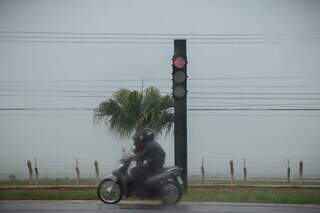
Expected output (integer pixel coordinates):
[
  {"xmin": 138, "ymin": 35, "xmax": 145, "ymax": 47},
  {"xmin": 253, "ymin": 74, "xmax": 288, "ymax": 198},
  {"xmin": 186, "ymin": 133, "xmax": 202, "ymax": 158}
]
[
  {"xmin": 287, "ymin": 158, "xmax": 290, "ymax": 184},
  {"xmin": 243, "ymin": 158, "xmax": 247, "ymax": 183},
  {"xmin": 27, "ymin": 160, "xmax": 33, "ymax": 185},
  {"xmin": 299, "ymin": 161, "xmax": 303, "ymax": 184},
  {"xmin": 34, "ymin": 158, "xmax": 39, "ymax": 186},
  {"xmin": 75, "ymin": 158, "xmax": 80, "ymax": 185},
  {"xmin": 201, "ymin": 157, "xmax": 205, "ymax": 184},
  {"xmin": 230, "ymin": 160, "xmax": 234, "ymax": 184},
  {"xmin": 94, "ymin": 160, "xmax": 100, "ymax": 184}
]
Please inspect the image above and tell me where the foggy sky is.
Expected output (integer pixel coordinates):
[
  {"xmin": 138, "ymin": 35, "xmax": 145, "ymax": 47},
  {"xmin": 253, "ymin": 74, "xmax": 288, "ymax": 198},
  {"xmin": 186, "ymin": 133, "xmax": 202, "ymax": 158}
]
[{"xmin": 0, "ymin": 0, "xmax": 320, "ymax": 175}]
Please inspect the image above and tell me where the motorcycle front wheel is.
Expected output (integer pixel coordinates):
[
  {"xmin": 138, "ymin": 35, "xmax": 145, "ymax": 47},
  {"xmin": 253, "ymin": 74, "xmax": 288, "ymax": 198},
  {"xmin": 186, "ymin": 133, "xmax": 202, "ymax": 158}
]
[{"xmin": 97, "ymin": 178, "xmax": 123, "ymax": 204}]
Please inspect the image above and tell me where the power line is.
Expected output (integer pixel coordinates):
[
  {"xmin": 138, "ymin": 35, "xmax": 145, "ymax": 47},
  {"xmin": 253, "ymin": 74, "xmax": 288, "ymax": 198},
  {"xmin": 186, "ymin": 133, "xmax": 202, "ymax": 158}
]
[
  {"xmin": 1, "ymin": 35, "xmax": 320, "ymax": 42},
  {"xmin": 1, "ymin": 95, "xmax": 320, "ymax": 99},
  {"xmin": 1, "ymin": 30, "xmax": 320, "ymax": 37},
  {"xmin": 1, "ymin": 75, "xmax": 320, "ymax": 84},
  {"xmin": 1, "ymin": 94, "xmax": 320, "ymax": 99},
  {"xmin": 189, "ymin": 97, "xmax": 320, "ymax": 100},
  {"xmin": 2, "ymin": 39, "xmax": 320, "ymax": 44},
  {"xmin": 0, "ymin": 78, "xmax": 170, "ymax": 83},
  {"xmin": 3, "ymin": 85, "xmax": 320, "ymax": 91},
  {"xmin": 189, "ymin": 76, "xmax": 320, "ymax": 80},
  {"xmin": 188, "ymin": 108, "xmax": 320, "ymax": 111},
  {"xmin": 0, "ymin": 92, "xmax": 171, "ymax": 97},
  {"xmin": 3, "ymin": 89, "xmax": 320, "ymax": 95},
  {"xmin": 0, "ymin": 89, "xmax": 170, "ymax": 94},
  {"xmin": 0, "ymin": 89, "xmax": 116, "ymax": 93},
  {"xmin": 3, "ymin": 35, "xmax": 318, "ymax": 40},
  {"xmin": 0, "ymin": 85, "xmax": 143, "ymax": 88},
  {"xmin": 187, "ymin": 85, "xmax": 320, "ymax": 88},
  {"xmin": 188, "ymin": 103, "xmax": 320, "ymax": 108},
  {"xmin": 1, "ymin": 114, "xmax": 319, "ymax": 117},
  {"xmin": 188, "ymin": 92, "xmax": 320, "ymax": 95},
  {"xmin": 0, "ymin": 94, "xmax": 109, "ymax": 98},
  {"xmin": 1, "ymin": 108, "xmax": 320, "ymax": 111},
  {"xmin": 189, "ymin": 106, "xmax": 320, "ymax": 109},
  {"xmin": 0, "ymin": 114, "xmax": 91, "ymax": 116},
  {"xmin": 1, "ymin": 31, "xmax": 320, "ymax": 44},
  {"xmin": 0, "ymin": 108, "xmax": 94, "ymax": 111},
  {"xmin": 0, "ymin": 39, "xmax": 173, "ymax": 44},
  {"xmin": 188, "ymin": 114, "xmax": 320, "ymax": 117},
  {"xmin": 2, "ymin": 84, "xmax": 320, "ymax": 89}
]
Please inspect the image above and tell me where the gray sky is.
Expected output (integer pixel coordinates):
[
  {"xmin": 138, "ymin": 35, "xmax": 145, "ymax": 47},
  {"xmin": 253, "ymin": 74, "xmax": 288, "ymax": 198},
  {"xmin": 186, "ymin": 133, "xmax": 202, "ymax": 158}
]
[{"xmin": 0, "ymin": 0, "xmax": 320, "ymax": 177}]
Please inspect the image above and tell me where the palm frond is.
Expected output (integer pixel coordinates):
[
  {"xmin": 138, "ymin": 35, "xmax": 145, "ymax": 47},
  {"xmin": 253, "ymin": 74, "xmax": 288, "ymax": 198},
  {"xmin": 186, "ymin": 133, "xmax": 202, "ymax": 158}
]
[{"xmin": 94, "ymin": 87, "xmax": 173, "ymax": 138}]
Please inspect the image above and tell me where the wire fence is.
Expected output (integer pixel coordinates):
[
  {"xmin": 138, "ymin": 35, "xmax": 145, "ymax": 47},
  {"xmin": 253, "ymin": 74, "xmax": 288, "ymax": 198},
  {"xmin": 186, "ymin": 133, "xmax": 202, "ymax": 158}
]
[
  {"xmin": 0, "ymin": 157, "xmax": 319, "ymax": 185},
  {"xmin": 188, "ymin": 157, "xmax": 320, "ymax": 184}
]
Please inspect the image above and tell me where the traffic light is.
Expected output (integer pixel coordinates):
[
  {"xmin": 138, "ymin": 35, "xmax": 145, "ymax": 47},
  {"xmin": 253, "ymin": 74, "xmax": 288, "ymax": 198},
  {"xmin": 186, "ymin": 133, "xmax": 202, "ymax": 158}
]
[
  {"xmin": 172, "ymin": 45, "xmax": 187, "ymax": 98},
  {"xmin": 172, "ymin": 39, "xmax": 188, "ymax": 189}
]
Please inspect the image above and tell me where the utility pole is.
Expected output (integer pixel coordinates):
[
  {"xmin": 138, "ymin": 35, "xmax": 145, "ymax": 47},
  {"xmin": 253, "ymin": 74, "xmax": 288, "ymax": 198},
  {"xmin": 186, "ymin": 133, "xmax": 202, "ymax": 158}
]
[{"xmin": 172, "ymin": 39, "xmax": 188, "ymax": 189}]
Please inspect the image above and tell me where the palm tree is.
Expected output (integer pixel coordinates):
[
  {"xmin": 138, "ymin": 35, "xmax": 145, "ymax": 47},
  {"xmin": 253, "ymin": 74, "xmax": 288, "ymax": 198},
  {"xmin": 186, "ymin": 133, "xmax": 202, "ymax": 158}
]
[{"xmin": 94, "ymin": 87, "xmax": 174, "ymax": 138}]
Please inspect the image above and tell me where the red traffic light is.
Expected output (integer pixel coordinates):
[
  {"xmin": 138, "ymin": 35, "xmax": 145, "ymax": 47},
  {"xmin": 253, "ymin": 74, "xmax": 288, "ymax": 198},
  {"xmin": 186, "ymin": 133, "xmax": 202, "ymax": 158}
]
[{"xmin": 173, "ymin": 56, "xmax": 186, "ymax": 69}]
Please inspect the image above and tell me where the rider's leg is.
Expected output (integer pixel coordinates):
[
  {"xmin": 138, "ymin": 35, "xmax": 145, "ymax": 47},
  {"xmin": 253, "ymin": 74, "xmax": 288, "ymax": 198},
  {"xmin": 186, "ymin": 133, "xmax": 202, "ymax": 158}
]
[{"xmin": 130, "ymin": 165, "xmax": 148, "ymax": 184}]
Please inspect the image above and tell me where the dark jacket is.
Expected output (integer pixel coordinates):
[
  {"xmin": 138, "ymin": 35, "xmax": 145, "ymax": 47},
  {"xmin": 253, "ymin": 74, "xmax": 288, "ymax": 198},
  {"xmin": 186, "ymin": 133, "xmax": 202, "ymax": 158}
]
[{"xmin": 135, "ymin": 140, "xmax": 166, "ymax": 172}]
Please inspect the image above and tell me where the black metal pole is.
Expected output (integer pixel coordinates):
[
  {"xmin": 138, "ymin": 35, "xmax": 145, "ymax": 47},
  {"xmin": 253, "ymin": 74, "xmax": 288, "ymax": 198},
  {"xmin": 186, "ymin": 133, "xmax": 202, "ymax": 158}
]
[{"xmin": 173, "ymin": 39, "xmax": 188, "ymax": 189}]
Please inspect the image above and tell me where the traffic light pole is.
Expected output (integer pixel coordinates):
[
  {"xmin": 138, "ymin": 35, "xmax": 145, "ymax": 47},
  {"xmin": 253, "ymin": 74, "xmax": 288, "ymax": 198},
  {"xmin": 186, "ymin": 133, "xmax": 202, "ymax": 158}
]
[{"xmin": 172, "ymin": 40, "xmax": 188, "ymax": 190}]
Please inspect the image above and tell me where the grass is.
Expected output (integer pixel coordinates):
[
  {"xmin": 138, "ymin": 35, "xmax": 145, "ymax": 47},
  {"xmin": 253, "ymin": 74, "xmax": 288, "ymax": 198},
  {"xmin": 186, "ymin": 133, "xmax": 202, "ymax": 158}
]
[
  {"xmin": 0, "ymin": 179, "xmax": 97, "ymax": 186},
  {"xmin": 0, "ymin": 190, "xmax": 96, "ymax": 200},
  {"xmin": 2, "ymin": 178, "xmax": 320, "ymax": 187},
  {"xmin": 1, "ymin": 187, "xmax": 320, "ymax": 204},
  {"xmin": 1, "ymin": 178, "xmax": 320, "ymax": 204},
  {"xmin": 188, "ymin": 179, "xmax": 320, "ymax": 186},
  {"xmin": 183, "ymin": 187, "xmax": 320, "ymax": 204}
]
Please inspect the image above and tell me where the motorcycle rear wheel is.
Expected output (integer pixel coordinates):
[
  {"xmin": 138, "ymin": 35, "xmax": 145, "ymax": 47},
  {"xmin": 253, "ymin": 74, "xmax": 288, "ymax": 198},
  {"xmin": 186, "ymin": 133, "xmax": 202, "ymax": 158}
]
[
  {"xmin": 97, "ymin": 178, "xmax": 123, "ymax": 204},
  {"xmin": 159, "ymin": 179, "xmax": 182, "ymax": 205}
]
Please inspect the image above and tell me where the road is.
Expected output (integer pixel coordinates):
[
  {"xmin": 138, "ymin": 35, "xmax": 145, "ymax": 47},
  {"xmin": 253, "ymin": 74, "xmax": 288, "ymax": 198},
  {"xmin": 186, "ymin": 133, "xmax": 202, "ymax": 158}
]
[{"xmin": 0, "ymin": 201, "xmax": 320, "ymax": 213}]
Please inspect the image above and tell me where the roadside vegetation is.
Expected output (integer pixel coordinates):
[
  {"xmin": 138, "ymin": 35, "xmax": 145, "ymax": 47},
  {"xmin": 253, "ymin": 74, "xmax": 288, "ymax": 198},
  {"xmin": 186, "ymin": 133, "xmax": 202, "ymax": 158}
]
[{"xmin": 1, "ymin": 178, "xmax": 320, "ymax": 187}]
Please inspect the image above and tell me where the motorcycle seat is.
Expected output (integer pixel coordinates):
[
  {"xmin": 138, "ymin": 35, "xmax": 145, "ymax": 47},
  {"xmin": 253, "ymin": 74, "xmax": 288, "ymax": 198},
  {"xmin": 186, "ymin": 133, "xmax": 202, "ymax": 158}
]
[{"xmin": 150, "ymin": 166, "xmax": 177, "ymax": 176}]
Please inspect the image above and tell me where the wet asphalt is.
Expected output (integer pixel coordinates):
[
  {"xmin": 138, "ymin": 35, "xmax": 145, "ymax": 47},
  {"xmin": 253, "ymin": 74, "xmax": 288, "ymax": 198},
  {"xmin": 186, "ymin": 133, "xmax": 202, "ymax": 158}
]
[{"xmin": 0, "ymin": 201, "xmax": 320, "ymax": 213}]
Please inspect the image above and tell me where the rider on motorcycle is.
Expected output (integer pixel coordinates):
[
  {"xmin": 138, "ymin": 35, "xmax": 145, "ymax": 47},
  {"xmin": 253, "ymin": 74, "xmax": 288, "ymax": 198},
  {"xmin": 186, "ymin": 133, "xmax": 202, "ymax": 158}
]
[{"xmin": 129, "ymin": 128, "xmax": 166, "ymax": 184}]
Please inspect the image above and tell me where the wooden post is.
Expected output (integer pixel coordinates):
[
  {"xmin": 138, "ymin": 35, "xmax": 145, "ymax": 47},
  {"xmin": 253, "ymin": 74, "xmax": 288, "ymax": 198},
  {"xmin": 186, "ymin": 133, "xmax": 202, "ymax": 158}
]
[
  {"xmin": 27, "ymin": 160, "xmax": 33, "ymax": 185},
  {"xmin": 94, "ymin": 160, "xmax": 100, "ymax": 184},
  {"xmin": 201, "ymin": 157, "xmax": 205, "ymax": 184},
  {"xmin": 287, "ymin": 159, "xmax": 290, "ymax": 184},
  {"xmin": 34, "ymin": 158, "xmax": 39, "ymax": 186},
  {"xmin": 230, "ymin": 160, "xmax": 234, "ymax": 184},
  {"xmin": 75, "ymin": 158, "xmax": 80, "ymax": 185},
  {"xmin": 299, "ymin": 161, "xmax": 303, "ymax": 184},
  {"xmin": 141, "ymin": 79, "xmax": 144, "ymax": 93},
  {"xmin": 243, "ymin": 158, "xmax": 247, "ymax": 182}
]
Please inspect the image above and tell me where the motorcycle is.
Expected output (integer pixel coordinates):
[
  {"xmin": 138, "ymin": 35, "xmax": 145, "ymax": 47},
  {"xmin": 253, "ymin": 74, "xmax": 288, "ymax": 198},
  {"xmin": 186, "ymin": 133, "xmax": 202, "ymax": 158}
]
[{"xmin": 97, "ymin": 146, "xmax": 185, "ymax": 205}]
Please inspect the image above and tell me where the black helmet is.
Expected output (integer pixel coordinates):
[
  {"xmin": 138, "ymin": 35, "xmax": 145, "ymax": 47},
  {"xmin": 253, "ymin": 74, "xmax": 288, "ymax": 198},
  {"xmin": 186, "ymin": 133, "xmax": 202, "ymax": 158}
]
[{"xmin": 140, "ymin": 128, "xmax": 155, "ymax": 143}]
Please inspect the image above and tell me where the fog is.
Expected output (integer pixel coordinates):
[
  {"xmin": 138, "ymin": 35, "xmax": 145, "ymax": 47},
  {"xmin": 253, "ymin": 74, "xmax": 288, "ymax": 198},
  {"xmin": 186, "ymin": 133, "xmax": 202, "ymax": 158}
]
[{"xmin": 0, "ymin": 0, "xmax": 320, "ymax": 179}]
